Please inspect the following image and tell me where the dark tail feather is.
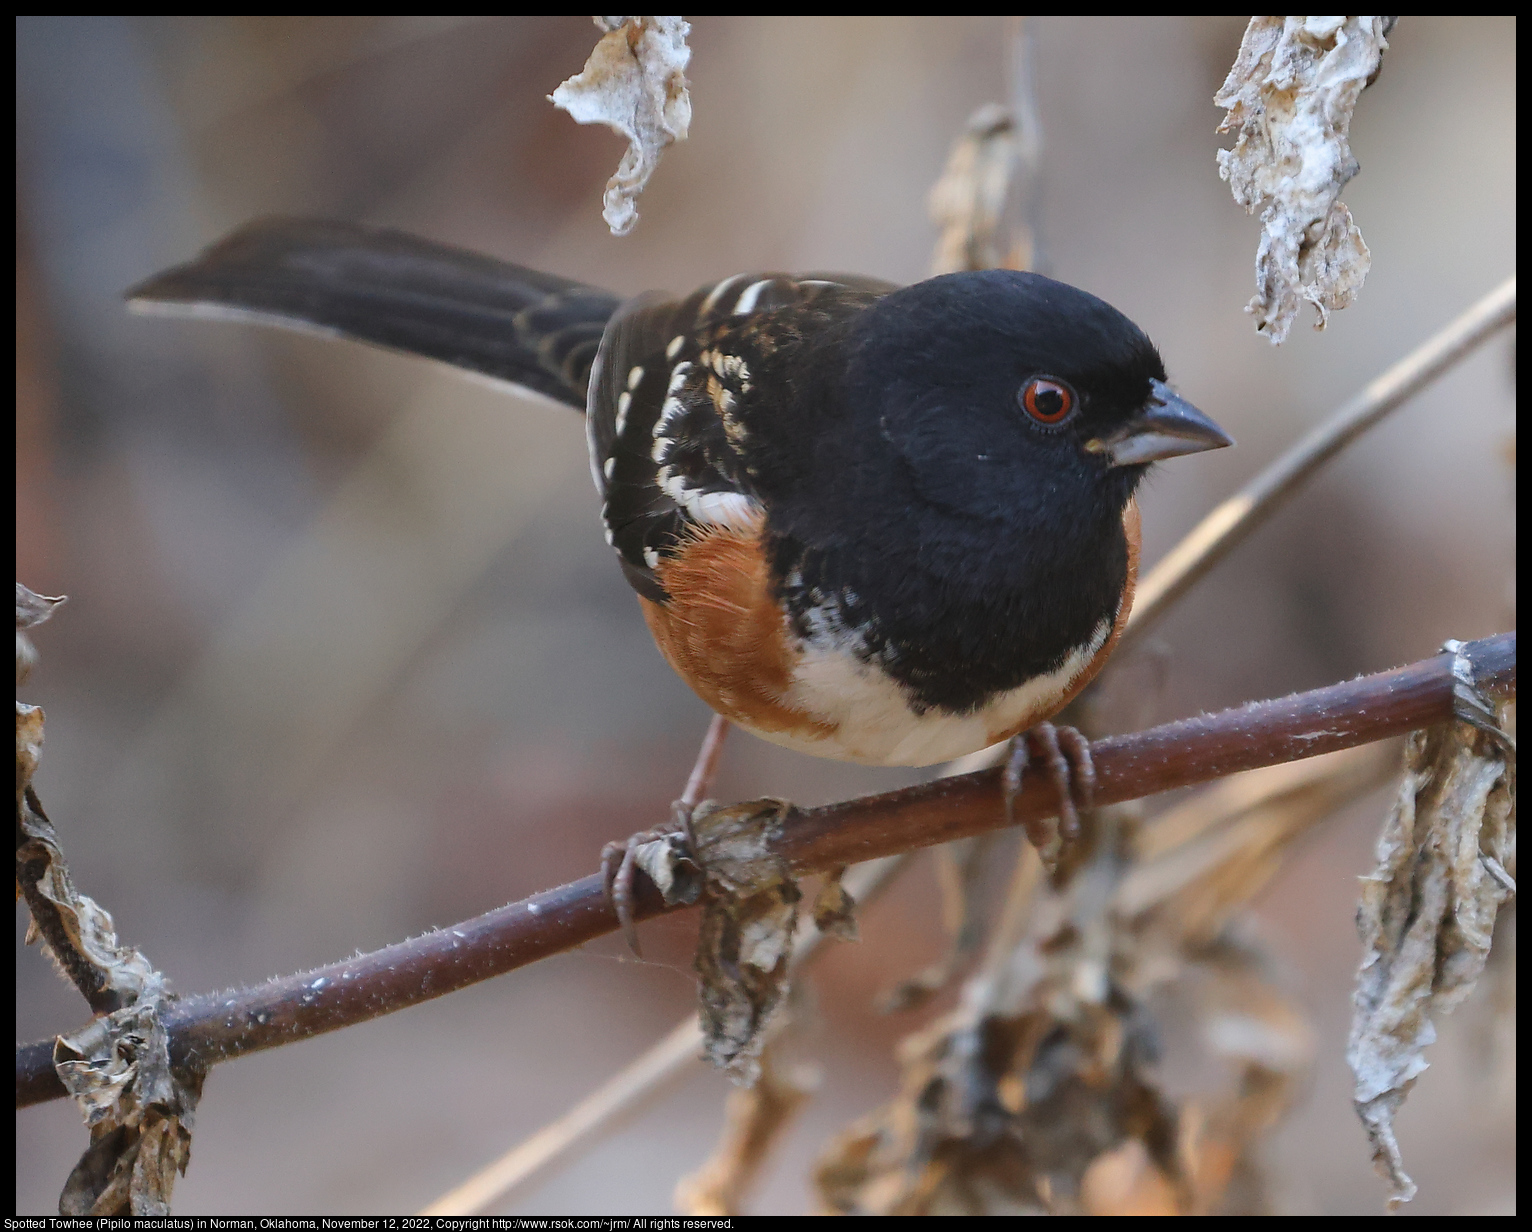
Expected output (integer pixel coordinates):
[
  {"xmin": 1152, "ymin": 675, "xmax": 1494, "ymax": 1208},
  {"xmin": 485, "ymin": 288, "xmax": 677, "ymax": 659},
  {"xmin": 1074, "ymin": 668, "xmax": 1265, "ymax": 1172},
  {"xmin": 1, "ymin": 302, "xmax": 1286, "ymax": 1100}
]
[{"xmin": 125, "ymin": 218, "xmax": 620, "ymax": 411}]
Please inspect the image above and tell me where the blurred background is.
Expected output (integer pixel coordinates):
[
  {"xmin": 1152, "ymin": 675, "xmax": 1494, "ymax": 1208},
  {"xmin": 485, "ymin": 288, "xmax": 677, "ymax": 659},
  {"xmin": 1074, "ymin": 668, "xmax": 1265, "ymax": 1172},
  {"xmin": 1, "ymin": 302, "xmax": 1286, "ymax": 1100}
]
[{"xmin": 15, "ymin": 15, "xmax": 1514, "ymax": 1215}]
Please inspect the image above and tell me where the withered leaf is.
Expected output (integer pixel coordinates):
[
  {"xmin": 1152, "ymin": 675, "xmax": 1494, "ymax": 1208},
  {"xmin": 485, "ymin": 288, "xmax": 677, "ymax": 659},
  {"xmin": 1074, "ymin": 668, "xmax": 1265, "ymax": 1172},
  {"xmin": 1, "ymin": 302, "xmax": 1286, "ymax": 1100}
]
[
  {"xmin": 817, "ymin": 747, "xmax": 1387, "ymax": 1216},
  {"xmin": 549, "ymin": 16, "xmax": 692, "ymax": 236},
  {"xmin": 810, "ymin": 866, "xmax": 859, "ymax": 943},
  {"xmin": 1215, "ymin": 17, "xmax": 1391, "ymax": 343},
  {"xmin": 16, "ymin": 588, "xmax": 199, "ymax": 1214},
  {"xmin": 16, "ymin": 706, "xmax": 162, "ymax": 1012},
  {"xmin": 1348, "ymin": 700, "xmax": 1515, "ymax": 1209},
  {"xmin": 16, "ymin": 582, "xmax": 65, "ymax": 685},
  {"xmin": 55, "ymin": 998, "xmax": 205, "ymax": 1216},
  {"xmin": 928, "ymin": 103, "xmax": 1021, "ymax": 276},
  {"xmin": 685, "ymin": 798, "xmax": 799, "ymax": 1085}
]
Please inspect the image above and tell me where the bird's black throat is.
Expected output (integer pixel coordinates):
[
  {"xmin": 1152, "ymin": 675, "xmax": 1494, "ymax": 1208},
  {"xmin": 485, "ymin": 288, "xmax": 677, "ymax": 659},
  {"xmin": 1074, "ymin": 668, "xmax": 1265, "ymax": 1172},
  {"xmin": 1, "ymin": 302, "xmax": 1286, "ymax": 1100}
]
[{"xmin": 769, "ymin": 463, "xmax": 1137, "ymax": 716}]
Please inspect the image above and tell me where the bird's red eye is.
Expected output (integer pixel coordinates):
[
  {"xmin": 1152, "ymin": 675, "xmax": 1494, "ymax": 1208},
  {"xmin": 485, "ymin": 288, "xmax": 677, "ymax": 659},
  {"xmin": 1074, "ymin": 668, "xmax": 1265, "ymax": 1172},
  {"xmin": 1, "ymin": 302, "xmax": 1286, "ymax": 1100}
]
[{"xmin": 1019, "ymin": 377, "xmax": 1076, "ymax": 425}]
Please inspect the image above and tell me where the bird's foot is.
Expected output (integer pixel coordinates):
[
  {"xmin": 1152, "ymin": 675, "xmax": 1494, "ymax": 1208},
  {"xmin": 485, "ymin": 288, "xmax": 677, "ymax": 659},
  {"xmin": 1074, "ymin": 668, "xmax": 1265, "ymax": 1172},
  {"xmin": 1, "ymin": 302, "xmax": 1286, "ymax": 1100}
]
[
  {"xmin": 601, "ymin": 799, "xmax": 700, "ymax": 956},
  {"xmin": 1002, "ymin": 722, "xmax": 1097, "ymax": 874}
]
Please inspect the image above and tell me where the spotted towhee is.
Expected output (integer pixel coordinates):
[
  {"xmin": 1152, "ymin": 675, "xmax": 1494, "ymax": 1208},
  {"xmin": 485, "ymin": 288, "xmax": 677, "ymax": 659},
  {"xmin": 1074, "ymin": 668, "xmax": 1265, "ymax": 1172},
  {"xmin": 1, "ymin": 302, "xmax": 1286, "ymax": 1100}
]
[{"xmin": 130, "ymin": 220, "xmax": 1232, "ymax": 913}]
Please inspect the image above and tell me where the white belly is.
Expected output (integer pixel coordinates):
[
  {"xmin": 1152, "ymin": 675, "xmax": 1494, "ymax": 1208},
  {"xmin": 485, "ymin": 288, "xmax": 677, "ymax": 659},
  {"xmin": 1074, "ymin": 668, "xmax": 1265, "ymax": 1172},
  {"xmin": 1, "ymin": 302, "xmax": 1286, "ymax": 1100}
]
[{"xmin": 756, "ymin": 618, "xmax": 1111, "ymax": 767}]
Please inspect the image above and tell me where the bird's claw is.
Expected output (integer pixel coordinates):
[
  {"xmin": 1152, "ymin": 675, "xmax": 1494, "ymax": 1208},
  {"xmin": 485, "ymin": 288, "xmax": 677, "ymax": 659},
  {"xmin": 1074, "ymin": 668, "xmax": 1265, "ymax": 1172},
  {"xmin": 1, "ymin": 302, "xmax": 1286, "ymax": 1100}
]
[
  {"xmin": 601, "ymin": 799, "xmax": 699, "ymax": 956},
  {"xmin": 1002, "ymin": 722, "xmax": 1097, "ymax": 873}
]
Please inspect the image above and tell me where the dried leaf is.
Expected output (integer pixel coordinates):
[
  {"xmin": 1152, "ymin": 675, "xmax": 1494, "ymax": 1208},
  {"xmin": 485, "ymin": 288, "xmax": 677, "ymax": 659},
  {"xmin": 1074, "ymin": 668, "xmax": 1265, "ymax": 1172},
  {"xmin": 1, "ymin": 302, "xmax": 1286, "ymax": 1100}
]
[
  {"xmin": 17, "ymin": 582, "xmax": 65, "ymax": 685},
  {"xmin": 816, "ymin": 809, "xmax": 1188, "ymax": 1215},
  {"xmin": 811, "ymin": 866, "xmax": 859, "ymax": 943},
  {"xmin": 16, "ymin": 708, "xmax": 163, "ymax": 1012},
  {"xmin": 1348, "ymin": 699, "xmax": 1515, "ymax": 1209},
  {"xmin": 632, "ymin": 829, "xmax": 704, "ymax": 906},
  {"xmin": 55, "ymin": 998, "xmax": 205, "ymax": 1216},
  {"xmin": 15, "ymin": 592, "xmax": 198, "ymax": 1213},
  {"xmin": 1215, "ymin": 16, "xmax": 1391, "ymax": 343},
  {"xmin": 549, "ymin": 16, "xmax": 692, "ymax": 236},
  {"xmin": 928, "ymin": 103, "xmax": 1021, "ymax": 276},
  {"xmin": 817, "ymin": 743, "xmax": 1386, "ymax": 1216},
  {"xmin": 686, "ymin": 798, "xmax": 799, "ymax": 1084}
]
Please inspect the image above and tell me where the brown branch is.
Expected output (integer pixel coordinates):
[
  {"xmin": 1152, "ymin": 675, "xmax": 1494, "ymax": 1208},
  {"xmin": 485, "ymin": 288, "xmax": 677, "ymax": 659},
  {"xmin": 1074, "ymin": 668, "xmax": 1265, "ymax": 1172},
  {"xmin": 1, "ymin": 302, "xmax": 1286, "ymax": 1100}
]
[{"xmin": 16, "ymin": 632, "xmax": 1515, "ymax": 1110}]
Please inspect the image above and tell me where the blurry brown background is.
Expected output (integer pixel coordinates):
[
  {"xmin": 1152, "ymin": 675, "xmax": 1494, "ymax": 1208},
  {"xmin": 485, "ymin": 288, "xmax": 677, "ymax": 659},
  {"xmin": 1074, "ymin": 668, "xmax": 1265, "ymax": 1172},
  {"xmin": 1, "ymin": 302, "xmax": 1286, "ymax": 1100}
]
[{"xmin": 15, "ymin": 16, "xmax": 1514, "ymax": 1215}]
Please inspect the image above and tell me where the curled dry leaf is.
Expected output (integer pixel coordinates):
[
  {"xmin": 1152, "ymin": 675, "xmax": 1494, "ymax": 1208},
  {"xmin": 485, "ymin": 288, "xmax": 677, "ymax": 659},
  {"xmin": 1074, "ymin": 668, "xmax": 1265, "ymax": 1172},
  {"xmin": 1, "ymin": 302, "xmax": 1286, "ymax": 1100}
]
[
  {"xmin": 54, "ymin": 996, "xmax": 204, "ymax": 1216},
  {"xmin": 550, "ymin": 16, "xmax": 692, "ymax": 236},
  {"xmin": 17, "ymin": 581, "xmax": 65, "ymax": 685},
  {"xmin": 16, "ymin": 588, "xmax": 201, "ymax": 1214},
  {"xmin": 1215, "ymin": 16, "xmax": 1392, "ymax": 343},
  {"xmin": 17, "ymin": 590, "xmax": 158, "ymax": 1014},
  {"xmin": 1348, "ymin": 694, "xmax": 1516, "ymax": 1209},
  {"xmin": 667, "ymin": 798, "xmax": 802, "ymax": 1084},
  {"xmin": 16, "ymin": 708, "xmax": 161, "ymax": 1013},
  {"xmin": 928, "ymin": 103, "xmax": 1022, "ymax": 276},
  {"xmin": 810, "ymin": 866, "xmax": 859, "ymax": 943}
]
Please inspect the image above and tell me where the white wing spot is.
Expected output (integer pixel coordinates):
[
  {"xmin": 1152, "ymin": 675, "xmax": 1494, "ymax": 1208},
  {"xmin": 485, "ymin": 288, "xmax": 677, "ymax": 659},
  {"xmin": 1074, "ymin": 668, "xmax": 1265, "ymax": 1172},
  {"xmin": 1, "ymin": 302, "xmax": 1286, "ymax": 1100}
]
[
  {"xmin": 615, "ymin": 391, "xmax": 632, "ymax": 435},
  {"xmin": 684, "ymin": 489, "xmax": 761, "ymax": 530},
  {"xmin": 626, "ymin": 365, "xmax": 645, "ymax": 390},
  {"xmin": 667, "ymin": 361, "xmax": 692, "ymax": 394},
  {"xmin": 655, "ymin": 394, "xmax": 687, "ymax": 437},
  {"xmin": 643, "ymin": 547, "xmax": 661, "ymax": 569},
  {"xmin": 734, "ymin": 279, "xmax": 773, "ymax": 316},
  {"xmin": 666, "ymin": 334, "xmax": 686, "ymax": 359},
  {"xmin": 712, "ymin": 353, "xmax": 751, "ymax": 391},
  {"xmin": 700, "ymin": 273, "xmax": 748, "ymax": 316},
  {"xmin": 603, "ymin": 456, "xmax": 617, "ymax": 480}
]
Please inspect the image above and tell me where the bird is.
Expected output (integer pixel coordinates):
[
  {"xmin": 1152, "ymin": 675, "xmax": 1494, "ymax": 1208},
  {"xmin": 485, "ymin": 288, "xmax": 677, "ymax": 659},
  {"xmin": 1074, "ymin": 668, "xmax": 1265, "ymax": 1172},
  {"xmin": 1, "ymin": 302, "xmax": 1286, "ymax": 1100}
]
[{"xmin": 127, "ymin": 218, "xmax": 1232, "ymax": 935}]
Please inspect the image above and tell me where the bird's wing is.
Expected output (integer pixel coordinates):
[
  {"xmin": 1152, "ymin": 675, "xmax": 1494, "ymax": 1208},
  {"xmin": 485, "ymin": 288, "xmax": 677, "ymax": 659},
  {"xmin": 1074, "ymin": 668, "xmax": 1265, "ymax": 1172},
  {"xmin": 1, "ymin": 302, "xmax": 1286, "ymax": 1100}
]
[
  {"xmin": 125, "ymin": 218, "xmax": 618, "ymax": 410},
  {"xmin": 588, "ymin": 272, "xmax": 895, "ymax": 602}
]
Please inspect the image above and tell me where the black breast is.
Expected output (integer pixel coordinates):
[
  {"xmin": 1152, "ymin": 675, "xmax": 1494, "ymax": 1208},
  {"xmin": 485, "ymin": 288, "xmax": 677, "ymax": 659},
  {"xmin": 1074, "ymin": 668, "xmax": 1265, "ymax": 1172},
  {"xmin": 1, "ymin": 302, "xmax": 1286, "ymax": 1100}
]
[{"xmin": 769, "ymin": 500, "xmax": 1130, "ymax": 715}]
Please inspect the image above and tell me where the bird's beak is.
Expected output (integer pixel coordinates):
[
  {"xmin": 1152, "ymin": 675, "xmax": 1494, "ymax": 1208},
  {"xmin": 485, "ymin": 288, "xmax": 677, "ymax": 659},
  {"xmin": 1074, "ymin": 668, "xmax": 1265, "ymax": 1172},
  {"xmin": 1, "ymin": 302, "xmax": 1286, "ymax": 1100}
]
[{"xmin": 1088, "ymin": 379, "xmax": 1234, "ymax": 467}]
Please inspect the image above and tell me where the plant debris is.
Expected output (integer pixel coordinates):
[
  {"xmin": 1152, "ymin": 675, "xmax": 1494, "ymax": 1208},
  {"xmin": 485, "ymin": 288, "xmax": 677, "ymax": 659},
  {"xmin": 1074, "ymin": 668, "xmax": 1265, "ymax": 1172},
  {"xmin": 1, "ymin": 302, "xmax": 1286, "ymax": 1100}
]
[
  {"xmin": 644, "ymin": 798, "xmax": 805, "ymax": 1084},
  {"xmin": 816, "ymin": 746, "xmax": 1393, "ymax": 1215},
  {"xmin": 1215, "ymin": 16, "xmax": 1393, "ymax": 343},
  {"xmin": 550, "ymin": 16, "xmax": 692, "ymax": 236},
  {"xmin": 876, "ymin": 834, "xmax": 1003, "ymax": 1014},
  {"xmin": 16, "ymin": 582, "xmax": 65, "ymax": 685},
  {"xmin": 1348, "ymin": 660, "xmax": 1515, "ymax": 1209},
  {"xmin": 928, "ymin": 103, "xmax": 1023, "ymax": 276},
  {"xmin": 16, "ymin": 582, "xmax": 202, "ymax": 1215},
  {"xmin": 54, "ymin": 1000, "xmax": 205, "ymax": 1216}
]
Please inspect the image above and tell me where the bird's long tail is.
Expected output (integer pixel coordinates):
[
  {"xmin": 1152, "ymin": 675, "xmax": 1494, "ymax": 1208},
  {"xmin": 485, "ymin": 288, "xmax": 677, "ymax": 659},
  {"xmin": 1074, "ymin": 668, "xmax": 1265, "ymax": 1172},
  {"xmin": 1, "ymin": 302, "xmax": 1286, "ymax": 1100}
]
[{"xmin": 126, "ymin": 218, "xmax": 620, "ymax": 411}]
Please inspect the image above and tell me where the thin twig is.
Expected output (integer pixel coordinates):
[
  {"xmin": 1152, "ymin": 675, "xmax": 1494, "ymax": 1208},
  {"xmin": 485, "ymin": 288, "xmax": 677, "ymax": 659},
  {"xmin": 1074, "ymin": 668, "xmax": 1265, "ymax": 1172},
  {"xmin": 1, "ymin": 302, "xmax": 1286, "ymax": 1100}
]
[
  {"xmin": 1120, "ymin": 277, "xmax": 1516, "ymax": 653},
  {"xmin": 16, "ymin": 632, "xmax": 1515, "ymax": 1110},
  {"xmin": 421, "ymin": 1016, "xmax": 703, "ymax": 1217},
  {"xmin": 420, "ymin": 854, "xmax": 910, "ymax": 1215}
]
